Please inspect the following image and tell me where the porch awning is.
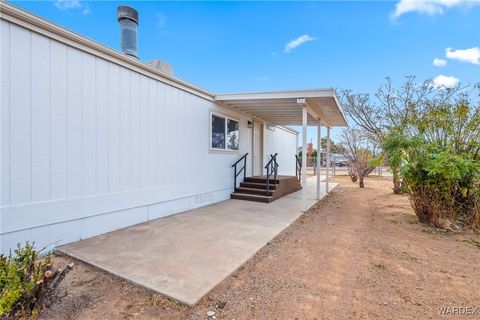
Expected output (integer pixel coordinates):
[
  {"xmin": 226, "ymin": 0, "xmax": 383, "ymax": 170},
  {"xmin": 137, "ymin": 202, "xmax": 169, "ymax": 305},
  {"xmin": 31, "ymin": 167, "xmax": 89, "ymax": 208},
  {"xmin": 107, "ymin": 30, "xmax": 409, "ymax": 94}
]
[{"xmin": 214, "ymin": 88, "xmax": 348, "ymax": 127}]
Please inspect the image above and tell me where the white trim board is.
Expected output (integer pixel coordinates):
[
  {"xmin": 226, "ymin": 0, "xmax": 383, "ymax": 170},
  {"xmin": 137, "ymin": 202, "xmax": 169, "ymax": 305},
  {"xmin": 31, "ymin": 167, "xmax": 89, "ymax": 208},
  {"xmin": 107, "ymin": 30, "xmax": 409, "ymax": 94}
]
[{"xmin": 1, "ymin": 184, "xmax": 234, "ymax": 235}]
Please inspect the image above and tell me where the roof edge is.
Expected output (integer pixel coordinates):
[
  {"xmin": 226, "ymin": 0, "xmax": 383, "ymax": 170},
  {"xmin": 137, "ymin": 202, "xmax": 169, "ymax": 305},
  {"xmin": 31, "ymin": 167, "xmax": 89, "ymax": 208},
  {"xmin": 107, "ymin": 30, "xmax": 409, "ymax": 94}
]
[
  {"xmin": 215, "ymin": 88, "xmax": 336, "ymax": 101},
  {"xmin": 0, "ymin": 1, "xmax": 215, "ymax": 101},
  {"xmin": 0, "ymin": 2, "xmax": 349, "ymax": 128},
  {"xmin": 276, "ymin": 126, "xmax": 299, "ymax": 135},
  {"xmin": 331, "ymin": 92, "xmax": 349, "ymax": 128}
]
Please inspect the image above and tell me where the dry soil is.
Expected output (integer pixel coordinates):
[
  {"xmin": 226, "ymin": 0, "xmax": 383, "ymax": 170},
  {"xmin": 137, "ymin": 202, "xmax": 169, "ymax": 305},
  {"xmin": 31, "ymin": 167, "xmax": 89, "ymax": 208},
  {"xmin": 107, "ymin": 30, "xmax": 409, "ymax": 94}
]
[{"xmin": 41, "ymin": 176, "xmax": 480, "ymax": 320}]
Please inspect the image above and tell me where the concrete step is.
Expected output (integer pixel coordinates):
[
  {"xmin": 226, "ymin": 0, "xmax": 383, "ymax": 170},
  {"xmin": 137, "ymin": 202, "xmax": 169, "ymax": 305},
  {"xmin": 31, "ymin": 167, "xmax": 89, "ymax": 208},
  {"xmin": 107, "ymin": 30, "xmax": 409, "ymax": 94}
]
[{"xmin": 230, "ymin": 193, "xmax": 273, "ymax": 203}]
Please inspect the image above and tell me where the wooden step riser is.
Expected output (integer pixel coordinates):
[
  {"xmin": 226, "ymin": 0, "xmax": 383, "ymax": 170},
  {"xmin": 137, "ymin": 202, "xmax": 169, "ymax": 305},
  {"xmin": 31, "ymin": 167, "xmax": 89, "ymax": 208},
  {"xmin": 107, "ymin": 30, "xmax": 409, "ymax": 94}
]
[
  {"xmin": 240, "ymin": 182, "xmax": 277, "ymax": 190},
  {"xmin": 235, "ymin": 188, "xmax": 274, "ymax": 196},
  {"xmin": 244, "ymin": 177, "xmax": 279, "ymax": 184},
  {"xmin": 232, "ymin": 176, "xmax": 301, "ymax": 203}
]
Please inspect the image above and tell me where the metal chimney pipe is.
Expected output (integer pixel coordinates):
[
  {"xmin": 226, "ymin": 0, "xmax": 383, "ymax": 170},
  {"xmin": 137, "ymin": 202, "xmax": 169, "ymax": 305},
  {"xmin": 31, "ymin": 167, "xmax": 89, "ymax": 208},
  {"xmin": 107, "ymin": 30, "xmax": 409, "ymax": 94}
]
[{"xmin": 117, "ymin": 6, "xmax": 139, "ymax": 59}]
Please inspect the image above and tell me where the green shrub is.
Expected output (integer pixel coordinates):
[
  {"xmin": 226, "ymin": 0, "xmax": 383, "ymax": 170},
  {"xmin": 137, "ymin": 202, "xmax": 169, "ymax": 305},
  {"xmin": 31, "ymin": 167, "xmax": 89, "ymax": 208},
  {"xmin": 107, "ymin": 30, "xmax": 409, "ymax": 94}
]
[
  {"xmin": 0, "ymin": 242, "xmax": 72, "ymax": 318},
  {"xmin": 383, "ymin": 92, "xmax": 480, "ymax": 228},
  {"xmin": 399, "ymin": 140, "xmax": 479, "ymax": 226}
]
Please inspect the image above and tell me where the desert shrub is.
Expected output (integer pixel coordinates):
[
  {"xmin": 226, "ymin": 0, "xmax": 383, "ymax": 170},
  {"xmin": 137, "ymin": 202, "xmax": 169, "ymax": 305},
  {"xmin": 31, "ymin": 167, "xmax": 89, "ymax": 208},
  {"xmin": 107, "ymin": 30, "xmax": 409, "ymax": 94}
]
[
  {"xmin": 0, "ymin": 242, "xmax": 72, "ymax": 318},
  {"xmin": 400, "ymin": 141, "xmax": 478, "ymax": 226},
  {"xmin": 383, "ymin": 91, "xmax": 480, "ymax": 228}
]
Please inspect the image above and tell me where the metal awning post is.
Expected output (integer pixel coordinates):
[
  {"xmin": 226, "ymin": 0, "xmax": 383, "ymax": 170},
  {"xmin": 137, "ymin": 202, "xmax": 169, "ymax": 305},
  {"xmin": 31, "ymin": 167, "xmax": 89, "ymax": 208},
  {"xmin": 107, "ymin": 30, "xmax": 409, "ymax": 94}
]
[
  {"xmin": 301, "ymin": 107, "xmax": 307, "ymax": 189},
  {"xmin": 326, "ymin": 126, "xmax": 331, "ymax": 193},
  {"xmin": 298, "ymin": 98, "xmax": 308, "ymax": 212},
  {"xmin": 316, "ymin": 120, "xmax": 321, "ymax": 200}
]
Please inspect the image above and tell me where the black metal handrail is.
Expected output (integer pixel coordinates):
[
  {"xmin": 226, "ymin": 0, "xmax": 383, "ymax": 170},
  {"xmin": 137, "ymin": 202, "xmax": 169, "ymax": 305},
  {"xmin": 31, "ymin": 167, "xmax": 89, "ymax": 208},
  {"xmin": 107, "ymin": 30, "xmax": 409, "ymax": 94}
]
[
  {"xmin": 295, "ymin": 155, "xmax": 302, "ymax": 182},
  {"xmin": 232, "ymin": 153, "xmax": 248, "ymax": 189},
  {"xmin": 265, "ymin": 153, "xmax": 279, "ymax": 196}
]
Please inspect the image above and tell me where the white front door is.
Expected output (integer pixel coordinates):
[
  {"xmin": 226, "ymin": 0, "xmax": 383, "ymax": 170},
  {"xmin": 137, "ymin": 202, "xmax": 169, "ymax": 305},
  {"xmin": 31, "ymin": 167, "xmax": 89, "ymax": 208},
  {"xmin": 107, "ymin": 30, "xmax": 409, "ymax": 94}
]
[{"xmin": 253, "ymin": 121, "xmax": 263, "ymax": 176}]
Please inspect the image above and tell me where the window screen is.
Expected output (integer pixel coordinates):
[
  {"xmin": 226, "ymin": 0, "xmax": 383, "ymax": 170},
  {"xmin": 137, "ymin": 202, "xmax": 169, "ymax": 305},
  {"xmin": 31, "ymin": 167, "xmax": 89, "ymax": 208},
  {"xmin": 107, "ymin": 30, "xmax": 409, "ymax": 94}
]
[
  {"xmin": 211, "ymin": 114, "xmax": 240, "ymax": 151},
  {"xmin": 227, "ymin": 119, "xmax": 239, "ymax": 150},
  {"xmin": 211, "ymin": 114, "xmax": 226, "ymax": 149}
]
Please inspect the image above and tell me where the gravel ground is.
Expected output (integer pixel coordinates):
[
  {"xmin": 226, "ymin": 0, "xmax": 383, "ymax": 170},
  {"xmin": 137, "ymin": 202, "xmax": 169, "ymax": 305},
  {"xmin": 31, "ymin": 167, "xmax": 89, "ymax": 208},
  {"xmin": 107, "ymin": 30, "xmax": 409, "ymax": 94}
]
[{"xmin": 41, "ymin": 176, "xmax": 480, "ymax": 320}]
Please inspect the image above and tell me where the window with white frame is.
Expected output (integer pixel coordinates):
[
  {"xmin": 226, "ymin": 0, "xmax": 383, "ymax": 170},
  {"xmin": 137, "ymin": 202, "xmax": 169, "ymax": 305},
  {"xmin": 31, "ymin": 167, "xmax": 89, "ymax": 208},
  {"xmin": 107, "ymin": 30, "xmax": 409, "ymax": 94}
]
[{"xmin": 211, "ymin": 113, "xmax": 239, "ymax": 151}]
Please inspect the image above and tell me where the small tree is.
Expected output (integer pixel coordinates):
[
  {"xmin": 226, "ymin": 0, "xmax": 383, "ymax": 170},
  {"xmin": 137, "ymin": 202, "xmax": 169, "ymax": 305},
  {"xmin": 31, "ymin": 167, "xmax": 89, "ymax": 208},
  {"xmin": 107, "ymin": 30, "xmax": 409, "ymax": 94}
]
[
  {"xmin": 341, "ymin": 128, "xmax": 380, "ymax": 188},
  {"xmin": 347, "ymin": 164, "xmax": 358, "ymax": 182},
  {"xmin": 319, "ymin": 138, "xmax": 346, "ymax": 155},
  {"xmin": 341, "ymin": 76, "xmax": 461, "ymax": 193}
]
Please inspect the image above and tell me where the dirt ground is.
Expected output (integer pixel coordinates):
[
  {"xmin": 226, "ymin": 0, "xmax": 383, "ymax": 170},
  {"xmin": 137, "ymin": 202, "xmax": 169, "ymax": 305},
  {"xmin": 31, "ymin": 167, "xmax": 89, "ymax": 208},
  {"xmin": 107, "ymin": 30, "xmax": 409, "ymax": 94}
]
[{"xmin": 41, "ymin": 176, "xmax": 480, "ymax": 320}]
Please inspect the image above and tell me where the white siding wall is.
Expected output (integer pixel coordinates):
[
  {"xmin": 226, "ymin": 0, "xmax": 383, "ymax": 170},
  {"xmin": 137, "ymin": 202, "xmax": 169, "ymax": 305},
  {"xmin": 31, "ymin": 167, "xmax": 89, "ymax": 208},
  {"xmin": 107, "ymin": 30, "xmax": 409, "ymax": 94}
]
[
  {"xmin": 0, "ymin": 20, "xmax": 261, "ymax": 253},
  {"xmin": 264, "ymin": 126, "xmax": 298, "ymax": 176}
]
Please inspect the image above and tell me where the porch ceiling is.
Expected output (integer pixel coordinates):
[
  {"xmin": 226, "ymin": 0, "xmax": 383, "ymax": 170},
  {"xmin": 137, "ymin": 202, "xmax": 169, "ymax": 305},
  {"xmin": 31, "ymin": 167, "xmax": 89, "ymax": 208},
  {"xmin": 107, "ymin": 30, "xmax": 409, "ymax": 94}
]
[{"xmin": 214, "ymin": 89, "xmax": 348, "ymax": 127}]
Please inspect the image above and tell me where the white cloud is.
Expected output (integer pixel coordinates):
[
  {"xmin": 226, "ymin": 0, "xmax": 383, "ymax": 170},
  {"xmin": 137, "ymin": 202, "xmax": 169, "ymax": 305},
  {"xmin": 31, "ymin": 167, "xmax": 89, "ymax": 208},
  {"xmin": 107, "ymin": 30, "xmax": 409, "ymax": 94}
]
[
  {"xmin": 391, "ymin": 0, "xmax": 480, "ymax": 19},
  {"xmin": 54, "ymin": 0, "xmax": 90, "ymax": 15},
  {"xmin": 284, "ymin": 35, "xmax": 316, "ymax": 53},
  {"xmin": 81, "ymin": 6, "xmax": 90, "ymax": 15},
  {"xmin": 254, "ymin": 76, "xmax": 269, "ymax": 81},
  {"xmin": 432, "ymin": 75, "xmax": 460, "ymax": 88},
  {"xmin": 156, "ymin": 13, "xmax": 167, "ymax": 29},
  {"xmin": 433, "ymin": 58, "xmax": 447, "ymax": 66},
  {"xmin": 54, "ymin": 0, "xmax": 81, "ymax": 10},
  {"xmin": 445, "ymin": 47, "xmax": 480, "ymax": 65}
]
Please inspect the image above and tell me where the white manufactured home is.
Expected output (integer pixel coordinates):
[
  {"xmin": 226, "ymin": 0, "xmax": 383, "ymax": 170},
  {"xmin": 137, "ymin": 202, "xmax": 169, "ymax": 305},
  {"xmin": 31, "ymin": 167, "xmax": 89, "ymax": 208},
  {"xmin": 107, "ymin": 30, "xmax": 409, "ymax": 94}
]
[{"xmin": 0, "ymin": 3, "xmax": 347, "ymax": 255}]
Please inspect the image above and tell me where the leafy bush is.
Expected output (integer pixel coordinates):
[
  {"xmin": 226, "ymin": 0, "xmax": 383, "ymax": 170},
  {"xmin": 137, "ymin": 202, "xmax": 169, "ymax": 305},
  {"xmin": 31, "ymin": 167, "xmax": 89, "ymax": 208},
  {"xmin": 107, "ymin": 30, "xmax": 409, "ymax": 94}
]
[
  {"xmin": 383, "ymin": 91, "xmax": 480, "ymax": 228},
  {"xmin": 0, "ymin": 242, "xmax": 72, "ymax": 318}
]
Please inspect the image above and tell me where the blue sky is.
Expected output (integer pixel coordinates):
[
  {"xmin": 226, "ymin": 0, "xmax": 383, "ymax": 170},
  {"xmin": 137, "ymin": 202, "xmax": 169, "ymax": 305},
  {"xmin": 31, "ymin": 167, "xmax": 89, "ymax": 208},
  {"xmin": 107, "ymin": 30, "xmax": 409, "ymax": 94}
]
[{"xmin": 11, "ymin": 0, "xmax": 480, "ymax": 143}]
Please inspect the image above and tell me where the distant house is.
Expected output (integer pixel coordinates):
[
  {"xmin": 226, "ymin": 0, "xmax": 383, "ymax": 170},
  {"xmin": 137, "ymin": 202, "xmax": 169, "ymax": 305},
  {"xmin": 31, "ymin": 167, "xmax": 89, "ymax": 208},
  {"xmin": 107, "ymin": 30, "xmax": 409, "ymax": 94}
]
[{"xmin": 0, "ymin": 3, "xmax": 347, "ymax": 254}]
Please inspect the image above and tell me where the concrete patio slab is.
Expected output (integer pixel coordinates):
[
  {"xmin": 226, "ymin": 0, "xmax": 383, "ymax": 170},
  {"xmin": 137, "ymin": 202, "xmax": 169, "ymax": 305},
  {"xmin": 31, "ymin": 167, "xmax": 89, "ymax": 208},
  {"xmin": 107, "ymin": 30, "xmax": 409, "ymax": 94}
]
[{"xmin": 57, "ymin": 176, "xmax": 337, "ymax": 305}]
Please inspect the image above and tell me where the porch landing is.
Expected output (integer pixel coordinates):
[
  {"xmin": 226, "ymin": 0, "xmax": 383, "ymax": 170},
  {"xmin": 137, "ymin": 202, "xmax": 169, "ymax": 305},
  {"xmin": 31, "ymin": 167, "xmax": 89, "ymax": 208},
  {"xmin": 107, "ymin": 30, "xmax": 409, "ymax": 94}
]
[{"xmin": 57, "ymin": 176, "xmax": 337, "ymax": 306}]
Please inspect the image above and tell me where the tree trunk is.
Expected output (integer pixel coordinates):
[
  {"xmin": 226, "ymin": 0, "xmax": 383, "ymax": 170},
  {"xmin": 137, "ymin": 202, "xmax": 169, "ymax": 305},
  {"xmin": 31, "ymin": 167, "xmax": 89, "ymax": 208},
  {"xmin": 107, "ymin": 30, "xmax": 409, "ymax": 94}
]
[
  {"xmin": 392, "ymin": 168, "xmax": 401, "ymax": 194},
  {"xmin": 348, "ymin": 165, "xmax": 357, "ymax": 182},
  {"xmin": 359, "ymin": 176, "xmax": 364, "ymax": 188}
]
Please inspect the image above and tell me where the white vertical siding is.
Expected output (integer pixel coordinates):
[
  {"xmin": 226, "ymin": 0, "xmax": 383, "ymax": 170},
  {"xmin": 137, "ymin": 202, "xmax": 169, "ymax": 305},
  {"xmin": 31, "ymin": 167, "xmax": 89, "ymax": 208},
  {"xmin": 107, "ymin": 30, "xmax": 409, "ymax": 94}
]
[
  {"xmin": 95, "ymin": 58, "xmax": 109, "ymax": 195},
  {"xmin": 147, "ymin": 78, "xmax": 156, "ymax": 189},
  {"xmin": 119, "ymin": 68, "xmax": 130, "ymax": 191},
  {"xmin": 82, "ymin": 54, "xmax": 97, "ymax": 197},
  {"xmin": 163, "ymin": 85, "xmax": 174, "ymax": 185},
  {"xmin": 139, "ymin": 76, "xmax": 149, "ymax": 188},
  {"xmin": 50, "ymin": 40, "xmax": 68, "ymax": 201},
  {"xmin": 66, "ymin": 47, "xmax": 83, "ymax": 198},
  {"xmin": 1, "ymin": 20, "xmax": 270, "ymax": 253},
  {"xmin": 130, "ymin": 72, "xmax": 141, "ymax": 191},
  {"xmin": 264, "ymin": 127, "xmax": 298, "ymax": 176},
  {"xmin": 31, "ymin": 33, "xmax": 51, "ymax": 203},
  {"xmin": 108, "ymin": 63, "xmax": 121, "ymax": 193},
  {"xmin": 1, "ymin": 20, "xmax": 11, "ymax": 207},
  {"xmin": 10, "ymin": 24, "xmax": 32, "ymax": 205}
]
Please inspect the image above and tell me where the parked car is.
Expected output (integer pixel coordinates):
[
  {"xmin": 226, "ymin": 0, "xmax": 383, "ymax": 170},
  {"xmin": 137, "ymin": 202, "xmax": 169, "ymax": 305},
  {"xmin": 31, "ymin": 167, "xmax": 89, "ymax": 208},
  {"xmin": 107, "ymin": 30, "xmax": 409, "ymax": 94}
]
[{"xmin": 336, "ymin": 160, "xmax": 348, "ymax": 167}]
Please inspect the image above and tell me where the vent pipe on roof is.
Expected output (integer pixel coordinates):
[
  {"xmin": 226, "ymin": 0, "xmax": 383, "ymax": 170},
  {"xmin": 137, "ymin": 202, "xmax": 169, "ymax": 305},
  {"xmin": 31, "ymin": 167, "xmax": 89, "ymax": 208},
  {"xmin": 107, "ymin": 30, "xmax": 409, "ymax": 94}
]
[{"xmin": 117, "ymin": 6, "xmax": 139, "ymax": 59}]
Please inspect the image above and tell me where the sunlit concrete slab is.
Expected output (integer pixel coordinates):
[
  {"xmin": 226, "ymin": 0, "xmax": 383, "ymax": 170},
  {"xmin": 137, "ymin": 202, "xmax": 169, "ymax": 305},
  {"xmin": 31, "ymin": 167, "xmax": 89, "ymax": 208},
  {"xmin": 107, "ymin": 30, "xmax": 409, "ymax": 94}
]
[{"xmin": 57, "ymin": 176, "xmax": 337, "ymax": 306}]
